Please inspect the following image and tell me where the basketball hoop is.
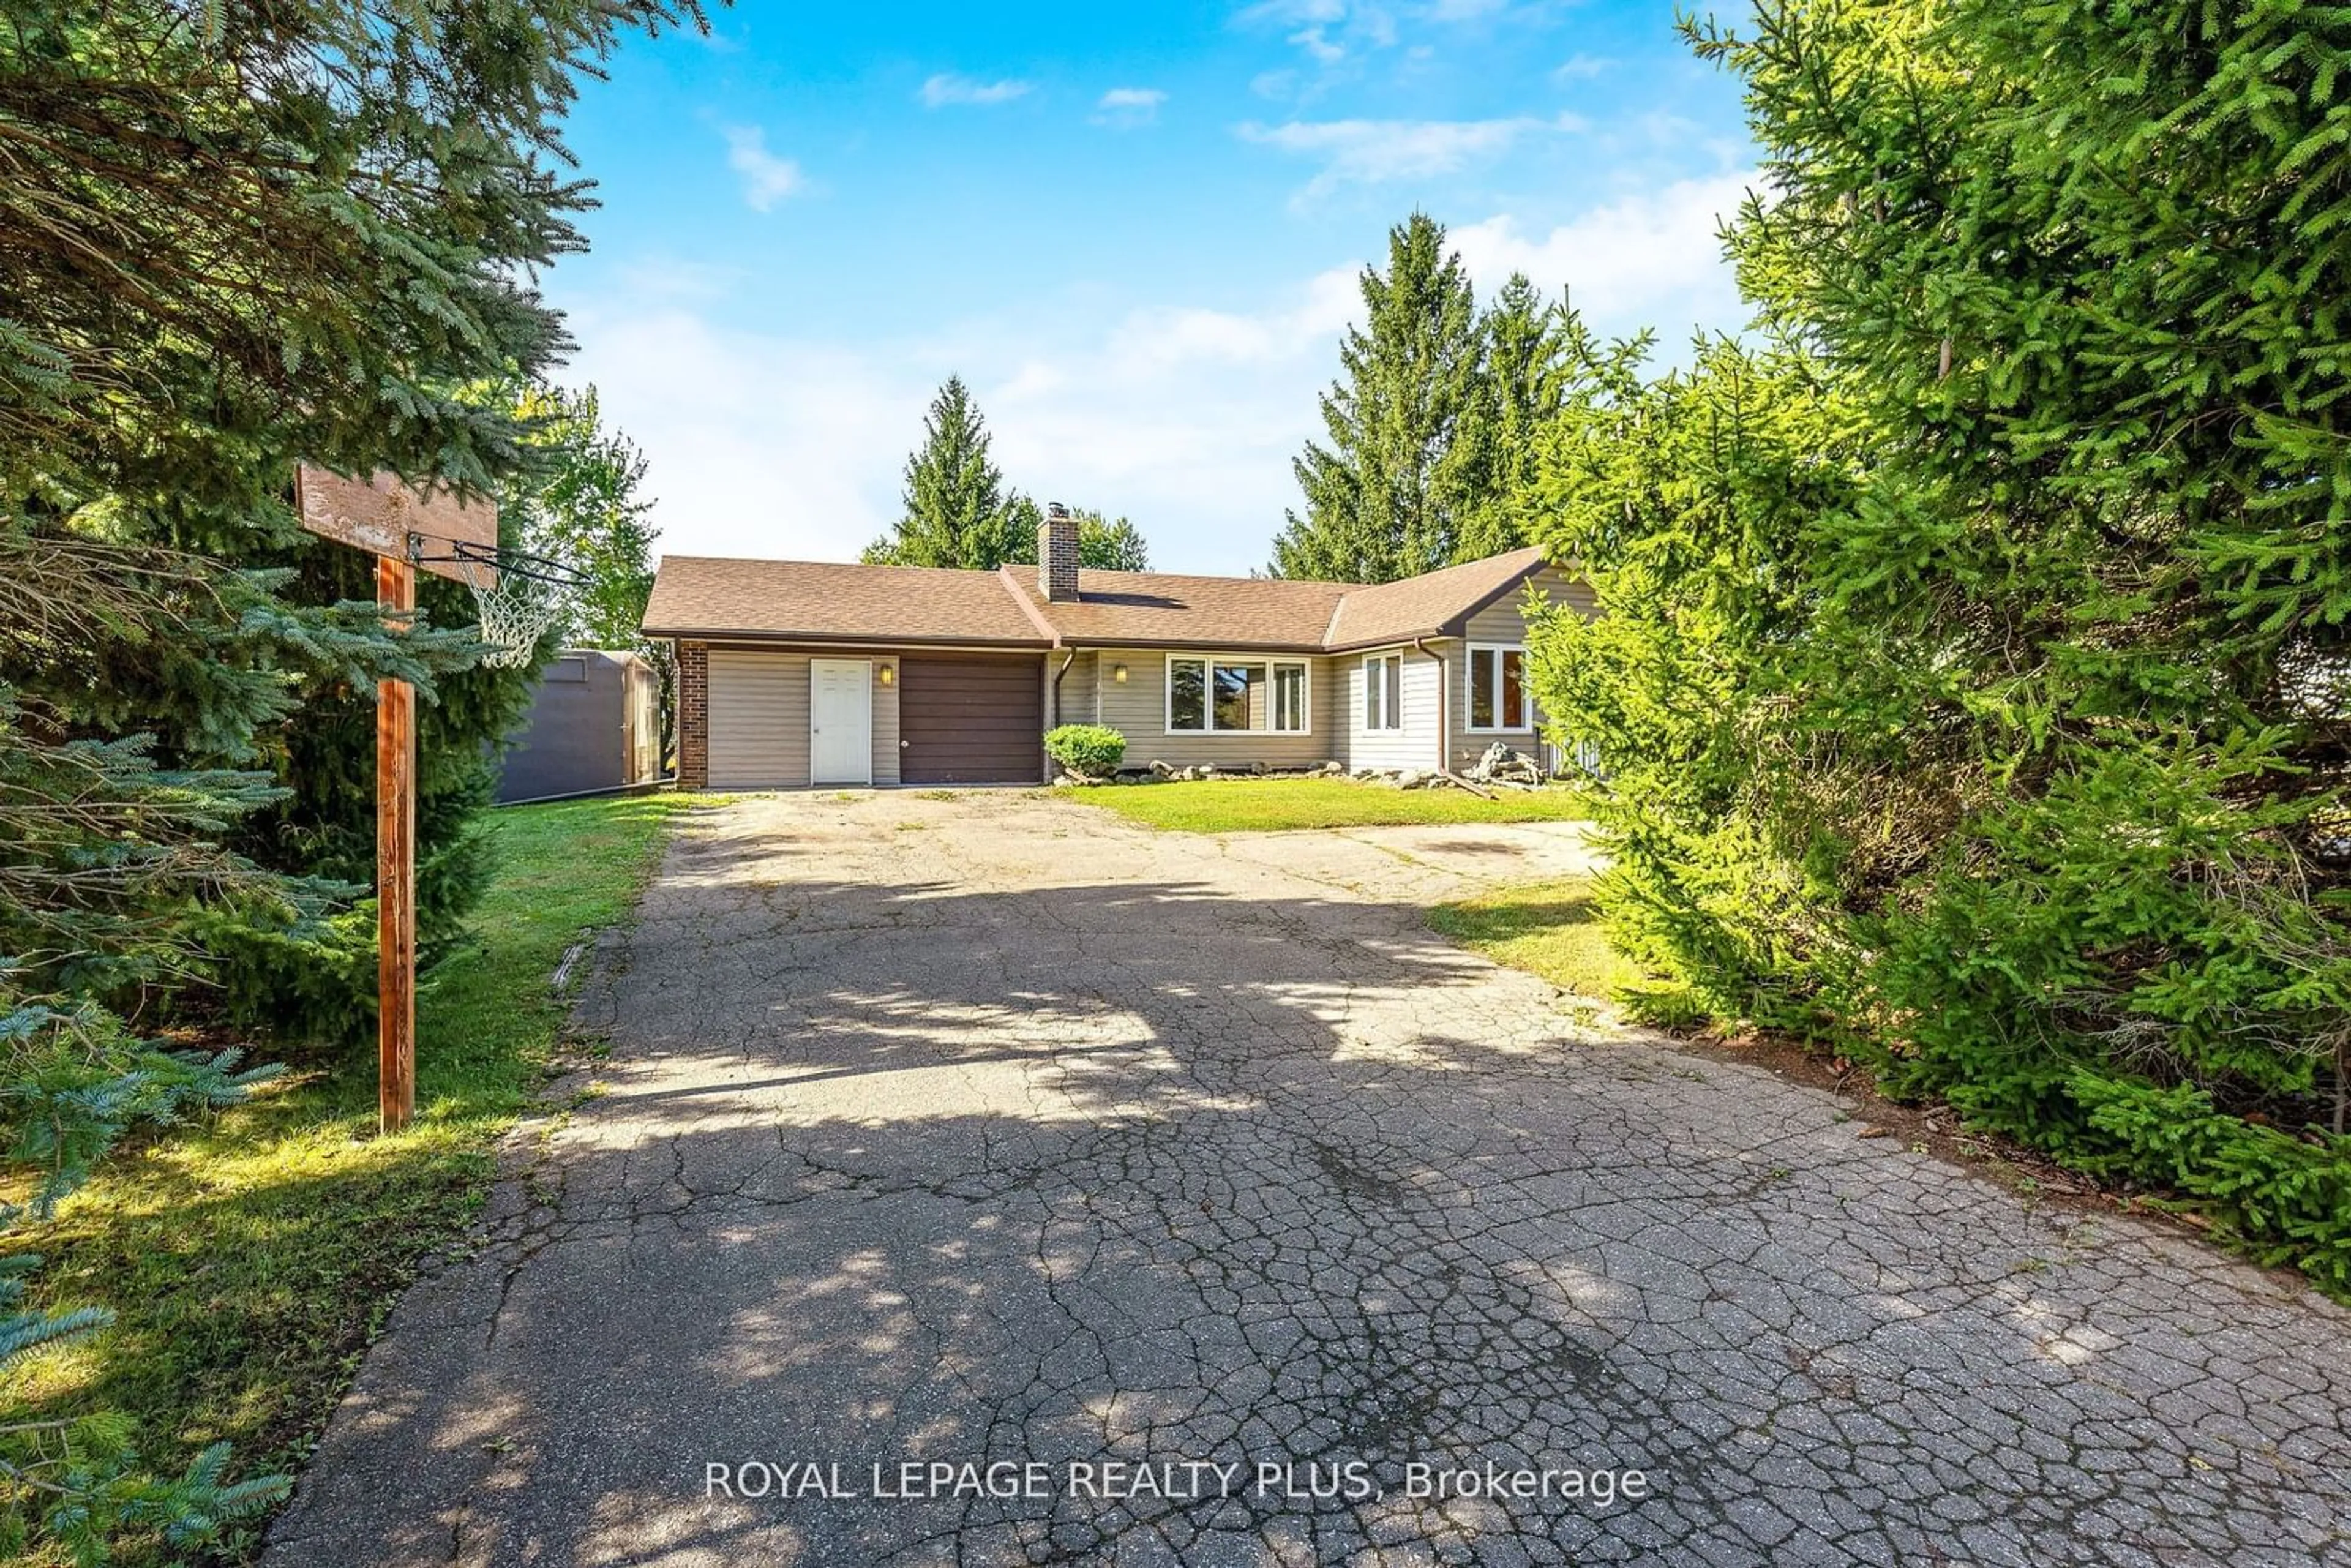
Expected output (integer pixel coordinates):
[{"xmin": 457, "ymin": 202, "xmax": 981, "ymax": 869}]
[{"xmin": 409, "ymin": 533, "xmax": 587, "ymax": 669}]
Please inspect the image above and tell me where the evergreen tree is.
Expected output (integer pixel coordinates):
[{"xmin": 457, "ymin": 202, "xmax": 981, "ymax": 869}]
[
  {"xmin": 864, "ymin": 378, "xmax": 1032, "ymax": 569},
  {"xmin": 0, "ymin": 0, "xmax": 702, "ymax": 1551},
  {"xmin": 1454, "ymin": 274, "xmax": 1584, "ymax": 561},
  {"xmin": 1270, "ymin": 214, "xmax": 1486, "ymax": 582},
  {"xmin": 999, "ymin": 507, "xmax": 1153, "ymax": 572},
  {"xmin": 1073, "ymin": 510, "xmax": 1150, "ymax": 572},
  {"xmin": 2, "ymin": 0, "xmax": 703, "ymax": 1047},
  {"xmin": 1529, "ymin": 0, "xmax": 2351, "ymax": 1293}
]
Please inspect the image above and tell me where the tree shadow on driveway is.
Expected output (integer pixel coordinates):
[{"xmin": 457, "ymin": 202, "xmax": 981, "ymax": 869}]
[{"xmin": 265, "ymin": 819, "xmax": 2351, "ymax": 1568}]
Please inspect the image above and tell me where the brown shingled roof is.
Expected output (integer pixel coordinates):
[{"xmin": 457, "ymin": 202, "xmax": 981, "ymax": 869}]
[
  {"xmin": 1003, "ymin": 566, "xmax": 1353, "ymax": 651},
  {"xmin": 640, "ymin": 547, "xmax": 1556, "ymax": 651},
  {"xmin": 641, "ymin": 556, "xmax": 1051, "ymax": 645},
  {"xmin": 1321, "ymin": 546, "xmax": 1546, "ymax": 650}
]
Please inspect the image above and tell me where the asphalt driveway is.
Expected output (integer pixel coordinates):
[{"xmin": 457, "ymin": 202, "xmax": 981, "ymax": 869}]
[{"xmin": 266, "ymin": 791, "xmax": 2351, "ymax": 1567}]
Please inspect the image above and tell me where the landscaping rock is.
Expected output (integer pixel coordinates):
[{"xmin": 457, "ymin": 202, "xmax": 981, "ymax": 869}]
[{"xmin": 1468, "ymin": 741, "xmax": 1545, "ymax": 786}]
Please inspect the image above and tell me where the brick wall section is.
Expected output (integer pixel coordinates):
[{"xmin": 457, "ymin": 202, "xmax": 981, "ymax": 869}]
[
  {"xmin": 677, "ymin": 639, "xmax": 709, "ymax": 789},
  {"xmin": 1039, "ymin": 516, "xmax": 1081, "ymax": 602}
]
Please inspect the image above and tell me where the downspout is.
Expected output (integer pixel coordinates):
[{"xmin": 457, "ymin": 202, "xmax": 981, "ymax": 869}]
[
  {"xmin": 1048, "ymin": 648, "xmax": 1076, "ymax": 781},
  {"xmin": 1049, "ymin": 648, "xmax": 1077, "ymax": 722},
  {"xmin": 1412, "ymin": 636, "xmax": 1447, "ymax": 775}
]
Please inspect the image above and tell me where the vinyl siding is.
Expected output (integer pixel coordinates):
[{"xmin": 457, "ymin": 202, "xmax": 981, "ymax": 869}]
[
  {"xmin": 1343, "ymin": 646, "xmax": 1442, "ymax": 772},
  {"xmin": 1447, "ymin": 567, "xmax": 1596, "ymax": 771},
  {"xmin": 1052, "ymin": 651, "xmax": 1099, "ymax": 727},
  {"xmin": 872, "ymin": 657, "xmax": 901, "ymax": 786},
  {"xmin": 707, "ymin": 647, "xmax": 904, "ymax": 789},
  {"xmin": 1092, "ymin": 648, "xmax": 1338, "ymax": 770}
]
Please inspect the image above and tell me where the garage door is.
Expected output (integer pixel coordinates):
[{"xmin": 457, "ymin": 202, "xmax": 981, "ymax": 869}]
[
  {"xmin": 706, "ymin": 650, "xmax": 808, "ymax": 789},
  {"xmin": 899, "ymin": 654, "xmax": 1043, "ymax": 785}
]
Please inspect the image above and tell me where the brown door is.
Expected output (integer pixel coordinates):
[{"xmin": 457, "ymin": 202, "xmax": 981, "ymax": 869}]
[{"xmin": 898, "ymin": 653, "xmax": 1044, "ymax": 784}]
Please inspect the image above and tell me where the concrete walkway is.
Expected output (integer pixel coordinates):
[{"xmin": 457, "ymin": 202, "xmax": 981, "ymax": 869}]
[{"xmin": 266, "ymin": 791, "xmax": 2351, "ymax": 1566}]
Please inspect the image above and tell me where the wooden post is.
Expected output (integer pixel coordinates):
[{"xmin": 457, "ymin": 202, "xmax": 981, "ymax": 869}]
[{"xmin": 377, "ymin": 555, "xmax": 418, "ymax": 1134}]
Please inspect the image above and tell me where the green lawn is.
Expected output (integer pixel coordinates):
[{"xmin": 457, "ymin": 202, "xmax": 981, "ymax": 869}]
[
  {"xmin": 9, "ymin": 793, "xmax": 699, "ymax": 1567},
  {"xmin": 1427, "ymin": 876, "xmax": 1643, "ymax": 1002},
  {"xmin": 1066, "ymin": 775, "xmax": 1589, "ymax": 833}
]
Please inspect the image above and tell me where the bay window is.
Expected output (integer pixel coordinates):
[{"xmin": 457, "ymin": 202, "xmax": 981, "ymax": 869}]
[
  {"xmin": 1167, "ymin": 656, "xmax": 1310, "ymax": 733},
  {"xmin": 1467, "ymin": 645, "xmax": 1529, "ymax": 731}
]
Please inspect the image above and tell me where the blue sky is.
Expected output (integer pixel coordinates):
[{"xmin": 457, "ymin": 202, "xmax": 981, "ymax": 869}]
[{"xmin": 547, "ymin": 1, "xmax": 1759, "ymax": 576}]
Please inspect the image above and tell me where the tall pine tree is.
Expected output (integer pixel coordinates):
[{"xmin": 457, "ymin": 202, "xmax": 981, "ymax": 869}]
[
  {"xmin": 1066, "ymin": 509, "xmax": 1150, "ymax": 572},
  {"xmin": 999, "ymin": 506, "xmax": 1154, "ymax": 571},
  {"xmin": 0, "ymin": 0, "xmax": 702, "ymax": 1550},
  {"xmin": 1270, "ymin": 214, "xmax": 1485, "ymax": 583},
  {"xmin": 1454, "ymin": 274, "xmax": 1586, "ymax": 561},
  {"xmin": 864, "ymin": 378, "xmax": 1033, "ymax": 569}
]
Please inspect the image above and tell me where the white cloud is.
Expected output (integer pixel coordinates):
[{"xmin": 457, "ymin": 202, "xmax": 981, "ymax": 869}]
[
  {"xmin": 1239, "ymin": 113, "xmax": 1583, "ymax": 198},
  {"xmin": 1237, "ymin": 0, "xmax": 1400, "ymax": 69},
  {"xmin": 919, "ymin": 73, "xmax": 1032, "ymax": 108},
  {"xmin": 1093, "ymin": 86, "xmax": 1167, "ymax": 127},
  {"xmin": 1236, "ymin": 0, "xmax": 1347, "ymax": 23},
  {"xmin": 1288, "ymin": 24, "xmax": 1346, "ymax": 62},
  {"xmin": 719, "ymin": 126, "xmax": 804, "ymax": 212},
  {"xmin": 1553, "ymin": 51, "xmax": 1613, "ymax": 80},
  {"xmin": 1448, "ymin": 170, "xmax": 1758, "ymax": 334},
  {"xmin": 552, "ymin": 267, "xmax": 1371, "ymax": 573},
  {"xmin": 1104, "ymin": 264, "xmax": 1360, "ymax": 370},
  {"xmin": 551, "ymin": 182, "xmax": 1757, "ymax": 575}
]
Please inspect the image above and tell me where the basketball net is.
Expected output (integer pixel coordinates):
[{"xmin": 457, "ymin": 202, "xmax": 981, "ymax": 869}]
[{"xmin": 446, "ymin": 548, "xmax": 564, "ymax": 669}]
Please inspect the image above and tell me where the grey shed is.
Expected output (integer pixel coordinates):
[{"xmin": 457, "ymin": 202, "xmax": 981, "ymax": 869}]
[{"xmin": 497, "ymin": 649, "xmax": 664, "ymax": 803}]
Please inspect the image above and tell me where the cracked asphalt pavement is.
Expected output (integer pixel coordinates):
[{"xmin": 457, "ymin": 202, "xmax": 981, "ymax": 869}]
[{"xmin": 263, "ymin": 791, "xmax": 2351, "ymax": 1566}]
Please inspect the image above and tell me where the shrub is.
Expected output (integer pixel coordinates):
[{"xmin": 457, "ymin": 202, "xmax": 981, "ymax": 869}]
[
  {"xmin": 2068, "ymin": 1075, "xmax": 2351, "ymax": 1298},
  {"xmin": 1517, "ymin": 0, "xmax": 2351, "ymax": 1299},
  {"xmin": 1044, "ymin": 724, "xmax": 1127, "ymax": 781}
]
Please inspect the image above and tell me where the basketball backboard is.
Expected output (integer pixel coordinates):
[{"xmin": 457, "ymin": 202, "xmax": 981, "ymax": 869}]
[{"xmin": 294, "ymin": 465, "xmax": 497, "ymax": 584}]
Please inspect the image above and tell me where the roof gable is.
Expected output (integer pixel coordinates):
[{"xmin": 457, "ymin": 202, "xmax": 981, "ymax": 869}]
[{"xmin": 1320, "ymin": 547, "xmax": 1546, "ymax": 650}]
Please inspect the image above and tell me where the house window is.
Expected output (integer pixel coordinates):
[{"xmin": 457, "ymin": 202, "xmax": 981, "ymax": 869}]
[
  {"xmin": 1467, "ymin": 645, "xmax": 1529, "ymax": 731},
  {"xmin": 1273, "ymin": 663, "xmax": 1305, "ymax": 732},
  {"xmin": 1169, "ymin": 659, "xmax": 1207, "ymax": 730},
  {"xmin": 1363, "ymin": 653, "xmax": 1403, "ymax": 731},
  {"xmin": 1168, "ymin": 657, "xmax": 1310, "ymax": 733}
]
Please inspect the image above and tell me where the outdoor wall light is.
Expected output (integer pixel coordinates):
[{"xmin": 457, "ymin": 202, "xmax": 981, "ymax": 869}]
[
  {"xmin": 1113, "ymin": 664, "xmax": 1128, "ymax": 683},
  {"xmin": 879, "ymin": 664, "xmax": 895, "ymax": 686}
]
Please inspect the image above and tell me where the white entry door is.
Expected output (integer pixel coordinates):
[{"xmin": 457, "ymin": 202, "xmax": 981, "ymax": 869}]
[{"xmin": 808, "ymin": 659, "xmax": 872, "ymax": 785}]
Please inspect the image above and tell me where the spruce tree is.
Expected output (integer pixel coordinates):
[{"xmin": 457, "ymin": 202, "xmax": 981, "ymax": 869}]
[
  {"xmin": 1071, "ymin": 510, "xmax": 1150, "ymax": 572},
  {"xmin": 864, "ymin": 378, "xmax": 1032, "ymax": 569},
  {"xmin": 0, "ymin": 0, "xmax": 702, "ymax": 1550},
  {"xmin": 1527, "ymin": 0, "xmax": 2351, "ymax": 1292},
  {"xmin": 998, "ymin": 506, "xmax": 1153, "ymax": 572},
  {"xmin": 3, "ymin": 0, "xmax": 705, "ymax": 1044},
  {"xmin": 1270, "ymin": 214, "xmax": 1485, "ymax": 582},
  {"xmin": 1454, "ymin": 274, "xmax": 1584, "ymax": 561}
]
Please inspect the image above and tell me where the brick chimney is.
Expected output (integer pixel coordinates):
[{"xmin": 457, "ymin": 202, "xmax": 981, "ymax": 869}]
[{"xmin": 1038, "ymin": 503, "xmax": 1080, "ymax": 602}]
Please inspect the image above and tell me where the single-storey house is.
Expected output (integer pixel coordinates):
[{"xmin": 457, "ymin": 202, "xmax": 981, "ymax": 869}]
[{"xmin": 641, "ymin": 512, "xmax": 1593, "ymax": 790}]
